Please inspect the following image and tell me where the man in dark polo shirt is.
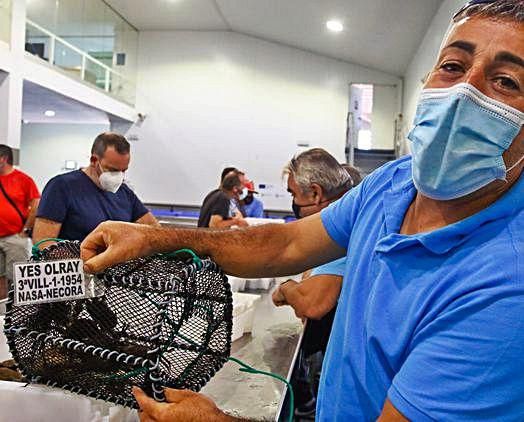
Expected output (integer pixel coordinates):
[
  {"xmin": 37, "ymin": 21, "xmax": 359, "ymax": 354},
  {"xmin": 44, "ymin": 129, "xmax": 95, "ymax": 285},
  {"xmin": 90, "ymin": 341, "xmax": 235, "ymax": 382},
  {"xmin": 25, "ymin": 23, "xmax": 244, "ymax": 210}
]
[
  {"xmin": 33, "ymin": 132, "xmax": 157, "ymax": 246},
  {"xmin": 198, "ymin": 172, "xmax": 247, "ymax": 228}
]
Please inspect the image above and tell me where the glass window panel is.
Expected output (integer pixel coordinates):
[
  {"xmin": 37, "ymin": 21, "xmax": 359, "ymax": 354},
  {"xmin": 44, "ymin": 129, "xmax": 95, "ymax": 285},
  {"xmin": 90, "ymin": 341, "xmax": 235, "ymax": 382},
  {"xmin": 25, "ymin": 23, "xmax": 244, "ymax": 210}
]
[
  {"xmin": 26, "ymin": 0, "xmax": 137, "ymax": 105},
  {"xmin": 54, "ymin": 39, "xmax": 83, "ymax": 80},
  {"xmin": 25, "ymin": 23, "xmax": 51, "ymax": 62},
  {"xmin": 84, "ymin": 57, "xmax": 108, "ymax": 91}
]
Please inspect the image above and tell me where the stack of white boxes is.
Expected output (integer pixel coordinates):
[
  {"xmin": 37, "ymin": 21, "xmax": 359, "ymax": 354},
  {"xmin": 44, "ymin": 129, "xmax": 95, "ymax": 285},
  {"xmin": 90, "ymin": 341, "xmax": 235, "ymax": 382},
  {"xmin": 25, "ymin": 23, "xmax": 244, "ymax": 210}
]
[{"xmin": 231, "ymin": 292, "xmax": 261, "ymax": 342}]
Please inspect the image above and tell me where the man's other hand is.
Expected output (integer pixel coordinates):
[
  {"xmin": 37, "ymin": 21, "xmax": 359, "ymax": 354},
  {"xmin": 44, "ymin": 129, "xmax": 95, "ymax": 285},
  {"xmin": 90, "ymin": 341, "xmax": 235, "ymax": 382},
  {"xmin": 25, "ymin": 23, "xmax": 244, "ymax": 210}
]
[
  {"xmin": 272, "ymin": 283, "xmax": 289, "ymax": 307},
  {"xmin": 232, "ymin": 215, "xmax": 249, "ymax": 228},
  {"xmin": 80, "ymin": 221, "xmax": 153, "ymax": 273},
  {"xmin": 133, "ymin": 386, "xmax": 233, "ymax": 422}
]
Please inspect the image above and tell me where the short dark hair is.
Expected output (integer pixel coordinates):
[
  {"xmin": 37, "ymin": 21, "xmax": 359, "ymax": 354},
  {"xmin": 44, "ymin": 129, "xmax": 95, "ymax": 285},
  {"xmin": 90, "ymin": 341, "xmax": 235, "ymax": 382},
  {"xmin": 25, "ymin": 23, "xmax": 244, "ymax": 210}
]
[
  {"xmin": 221, "ymin": 167, "xmax": 238, "ymax": 182},
  {"xmin": 221, "ymin": 173, "xmax": 242, "ymax": 191},
  {"xmin": 0, "ymin": 144, "xmax": 13, "ymax": 165},
  {"xmin": 91, "ymin": 132, "xmax": 130, "ymax": 157}
]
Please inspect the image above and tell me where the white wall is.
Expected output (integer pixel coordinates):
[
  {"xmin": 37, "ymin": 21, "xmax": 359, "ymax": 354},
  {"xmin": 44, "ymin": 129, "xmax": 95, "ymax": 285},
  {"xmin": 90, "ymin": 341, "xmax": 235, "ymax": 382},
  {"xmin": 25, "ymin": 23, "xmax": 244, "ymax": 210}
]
[
  {"xmin": 402, "ymin": 0, "xmax": 464, "ymax": 152},
  {"xmin": 19, "ymin": 122, "xmax": 109, "ymax": 190},
  {"xmin": 129, "ymin": 31, "xmax": 400, "ymax": 210}
]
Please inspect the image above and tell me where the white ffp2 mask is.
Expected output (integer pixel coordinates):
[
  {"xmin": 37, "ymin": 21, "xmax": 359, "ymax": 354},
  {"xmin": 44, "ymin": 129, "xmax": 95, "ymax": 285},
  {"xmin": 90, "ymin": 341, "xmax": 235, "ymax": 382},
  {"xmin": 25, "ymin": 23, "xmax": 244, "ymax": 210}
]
[{"xmin": 99, "ymin": 171, "xmax": 124, "ymax": 193}]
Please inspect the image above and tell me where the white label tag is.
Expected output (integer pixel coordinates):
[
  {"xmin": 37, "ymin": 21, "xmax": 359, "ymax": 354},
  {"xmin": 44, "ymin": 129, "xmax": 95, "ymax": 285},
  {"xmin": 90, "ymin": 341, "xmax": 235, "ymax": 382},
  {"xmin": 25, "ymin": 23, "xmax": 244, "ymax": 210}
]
[{"xmin": 13, "ymin": 259, "xmax": 87, "ymax": 306}]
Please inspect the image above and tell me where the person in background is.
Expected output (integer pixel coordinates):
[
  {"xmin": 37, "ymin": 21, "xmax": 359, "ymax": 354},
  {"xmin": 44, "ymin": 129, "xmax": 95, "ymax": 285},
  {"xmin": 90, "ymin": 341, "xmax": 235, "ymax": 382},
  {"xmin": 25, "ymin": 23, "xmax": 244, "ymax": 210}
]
[
  {"xmin": 81, "ymin": 1, "xmax": 524, "ymax": 419},
  {"xmin": 341, "ymin": 163, "xmax": 363, "ymax": 187},
  {"xmin": 198, "ymin": 172, "xmax": 248, "ymax": 228},
  {"xmin": 220, "ymin": 167, "xmax": 242, "ymax": 184},
  {"xmin": 0, "ymin": 145, "xmax": 40, "ymax": 300},
  {"xmin": 239, "ymin": 180, "xmax": 264, "ymax": 218},
  {"xmin": 219, "ymin": 167, "xmax": 246, "ymax": 218},
  {"xmin": 272, "ymin": 149, "xmax": 358, "ymax": 418},
  {"xmin": 32, "ymin": 132, "xmax": 157, "ymax": 247}
]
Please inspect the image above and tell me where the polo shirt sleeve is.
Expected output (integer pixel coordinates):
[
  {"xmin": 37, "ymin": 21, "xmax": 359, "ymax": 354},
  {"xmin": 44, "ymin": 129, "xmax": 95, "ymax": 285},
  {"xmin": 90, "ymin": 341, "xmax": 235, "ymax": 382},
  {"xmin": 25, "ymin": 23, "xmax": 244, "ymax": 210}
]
[
  {"xmin": 37, "ymin": 176, "xmax": 70, "ymax": 223},
  {"xmin": 310, "ymin": 257, "xmax": 346, "ymax": 277},
  {"xmin": 320, "ymin": 182, "xmax": 365, "ymax": 250},
  {"xmin": 211, "ymin": 196, "xmax": 231, "ymax": 219},
  {"xmin": 126, "ymin": 188, "xmax": 149, "ymax": 222},
  {"xmin": 388, "ymin": 291, "xmax": 524, "ymax": 421}
]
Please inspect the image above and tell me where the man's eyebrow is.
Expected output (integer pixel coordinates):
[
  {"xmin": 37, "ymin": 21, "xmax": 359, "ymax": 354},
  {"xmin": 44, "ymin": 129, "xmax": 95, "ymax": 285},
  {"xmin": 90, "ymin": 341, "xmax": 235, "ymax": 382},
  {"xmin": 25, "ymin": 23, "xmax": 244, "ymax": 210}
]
[
  {"xmin": 494, "ymin": 51, "xmax": 524, "ymax": 68},
  {"xmin": 443, "ymin": 40, "xmax": 476, "ymax": 54}
]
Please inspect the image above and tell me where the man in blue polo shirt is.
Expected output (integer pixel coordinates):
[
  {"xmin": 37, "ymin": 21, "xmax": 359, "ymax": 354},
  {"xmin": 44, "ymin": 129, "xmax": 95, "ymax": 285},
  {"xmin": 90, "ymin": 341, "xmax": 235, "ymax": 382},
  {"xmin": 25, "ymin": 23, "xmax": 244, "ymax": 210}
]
[
  {"xmin": 33, "ymin": 132, "xmax": 157, "ymax": 246},
  {"xmin": 81, "ymin": 1, "xmax": 524, "ymax": 420}
]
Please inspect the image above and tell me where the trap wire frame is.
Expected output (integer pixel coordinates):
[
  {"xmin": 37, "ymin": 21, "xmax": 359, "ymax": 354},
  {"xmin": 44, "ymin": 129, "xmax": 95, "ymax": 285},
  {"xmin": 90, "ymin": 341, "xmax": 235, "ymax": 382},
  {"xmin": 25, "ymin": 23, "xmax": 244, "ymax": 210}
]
[{"xmin": 3, "ymin": 241, "xmax": 233, "ymax": 408}]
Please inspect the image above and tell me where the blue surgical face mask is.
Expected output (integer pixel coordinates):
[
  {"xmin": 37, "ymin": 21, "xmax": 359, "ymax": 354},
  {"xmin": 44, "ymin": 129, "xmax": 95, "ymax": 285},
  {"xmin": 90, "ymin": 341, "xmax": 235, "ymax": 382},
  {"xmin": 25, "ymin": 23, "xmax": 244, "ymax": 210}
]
[{"xmin": 408, "ymin": 83, "xmax": 524, "ymax": 200}]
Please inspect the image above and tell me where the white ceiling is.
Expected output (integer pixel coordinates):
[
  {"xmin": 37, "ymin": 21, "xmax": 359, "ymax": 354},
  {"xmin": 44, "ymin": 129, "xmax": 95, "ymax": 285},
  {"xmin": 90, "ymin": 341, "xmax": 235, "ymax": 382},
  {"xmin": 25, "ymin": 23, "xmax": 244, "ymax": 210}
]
[
  {"xmin": 105, "ymin": 0, "xmax": 444, "ymax": 75},
  {"xmin": 23, "ymin": 81, "xmax": 110, "ymax": 124}
]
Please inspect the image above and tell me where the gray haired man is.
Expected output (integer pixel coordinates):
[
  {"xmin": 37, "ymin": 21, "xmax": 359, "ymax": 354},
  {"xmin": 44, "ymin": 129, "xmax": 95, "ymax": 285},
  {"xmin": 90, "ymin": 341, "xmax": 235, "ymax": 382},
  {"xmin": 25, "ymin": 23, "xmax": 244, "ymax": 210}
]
[{"xmin": 273, "ymin": 148, "xmax": 360, "ymax": 417}]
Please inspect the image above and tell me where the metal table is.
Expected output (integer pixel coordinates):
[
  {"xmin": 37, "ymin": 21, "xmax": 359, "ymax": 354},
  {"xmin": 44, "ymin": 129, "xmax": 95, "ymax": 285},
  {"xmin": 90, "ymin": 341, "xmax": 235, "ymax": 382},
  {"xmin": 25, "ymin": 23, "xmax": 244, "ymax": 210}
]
[{"xmin": 202, "ymin": 286, "xmax": 303, "ymax": 421}]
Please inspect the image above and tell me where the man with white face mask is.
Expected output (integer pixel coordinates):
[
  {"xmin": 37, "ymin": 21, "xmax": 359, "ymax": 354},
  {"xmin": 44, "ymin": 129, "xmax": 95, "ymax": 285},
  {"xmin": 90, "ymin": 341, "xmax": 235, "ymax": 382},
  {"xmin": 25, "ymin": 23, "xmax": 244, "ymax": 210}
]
[
  {"xmin": 81, "ymin": 1, "xmax": 524, "ymax": 420},
  {"xmin": 33, "ymin": 133, "xmax": 157, "ymax": 246}
]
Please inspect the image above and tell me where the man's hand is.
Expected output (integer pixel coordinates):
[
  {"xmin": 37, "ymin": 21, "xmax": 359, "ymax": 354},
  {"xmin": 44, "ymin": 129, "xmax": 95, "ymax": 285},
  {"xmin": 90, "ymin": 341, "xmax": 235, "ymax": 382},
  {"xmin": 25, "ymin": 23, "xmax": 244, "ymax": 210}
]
[
  {"xmin": 133, "ymin": 386, "xmax": 234, "ymax": 422},
  {"xmin": 274, "ymin": 275, "xmax": 342, "ymax": 320},
  {"xmin": 232, "ymin": 214, "xmax": 248, "ymax": 228},
  {"xmin": 272, "ymin": 281, "xmax": 295, "ymax": 307},
  {"xmin": 80, "ymin": 221, "xmax": 154, "ymax": 273}
]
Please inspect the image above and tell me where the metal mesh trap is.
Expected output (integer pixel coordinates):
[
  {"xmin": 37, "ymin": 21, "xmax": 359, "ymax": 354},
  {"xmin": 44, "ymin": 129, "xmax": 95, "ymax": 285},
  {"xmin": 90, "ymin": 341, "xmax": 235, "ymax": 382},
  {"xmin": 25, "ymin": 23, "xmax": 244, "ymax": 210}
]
[{"xmin": 3, "ymin": 241, "xmax": 233, "ymax": 408}]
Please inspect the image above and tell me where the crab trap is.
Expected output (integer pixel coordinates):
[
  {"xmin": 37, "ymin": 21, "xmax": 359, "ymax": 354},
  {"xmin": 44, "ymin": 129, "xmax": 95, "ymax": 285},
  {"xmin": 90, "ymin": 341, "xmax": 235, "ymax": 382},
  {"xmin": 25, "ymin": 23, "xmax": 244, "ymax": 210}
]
[{"xmin": 3, "ymin": 241, "xmax": 233, "ymax": 408}]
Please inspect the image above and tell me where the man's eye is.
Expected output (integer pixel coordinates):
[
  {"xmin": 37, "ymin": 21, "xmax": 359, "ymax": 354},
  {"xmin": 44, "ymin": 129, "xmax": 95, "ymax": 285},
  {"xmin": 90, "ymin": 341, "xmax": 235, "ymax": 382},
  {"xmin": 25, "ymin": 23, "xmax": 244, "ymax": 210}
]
[
  {"xmin": 439, "ymin": 62, "xmax": 464, "ymax": 73},
  {"xmin": 494, "ymin": 76, "xmax": 520, "ymax": 91}
]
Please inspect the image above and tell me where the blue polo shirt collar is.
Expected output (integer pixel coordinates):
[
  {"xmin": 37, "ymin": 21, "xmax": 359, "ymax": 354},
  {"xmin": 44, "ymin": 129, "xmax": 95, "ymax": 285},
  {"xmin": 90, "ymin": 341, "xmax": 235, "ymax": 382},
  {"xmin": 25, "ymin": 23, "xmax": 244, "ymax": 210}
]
[{"xmin": 376, "ymin": 158, "xmax": 524, "ymax": 255}]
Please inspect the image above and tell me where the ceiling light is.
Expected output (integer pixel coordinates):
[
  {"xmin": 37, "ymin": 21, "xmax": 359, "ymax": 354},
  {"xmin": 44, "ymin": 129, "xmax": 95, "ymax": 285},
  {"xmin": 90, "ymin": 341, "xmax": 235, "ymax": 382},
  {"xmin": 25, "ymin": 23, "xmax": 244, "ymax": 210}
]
[
  {"xmin": 326, "ymin": 20, "xmax": 344, "ymax": 32},
  {"xmin": 44, "ymin": 110, "xmax": 56, "ymax": 117}
]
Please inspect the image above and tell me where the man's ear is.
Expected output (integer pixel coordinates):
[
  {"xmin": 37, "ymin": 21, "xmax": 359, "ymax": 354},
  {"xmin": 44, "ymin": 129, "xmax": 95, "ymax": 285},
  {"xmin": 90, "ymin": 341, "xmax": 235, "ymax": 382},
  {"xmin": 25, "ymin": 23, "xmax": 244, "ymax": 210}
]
[
  {"xmin": 310, "ymin": 183, "xmax": 324, "ymax": 205},
  {"xmin": 89, "ymin": 155, "xmax": 100, "ymax": 172}
]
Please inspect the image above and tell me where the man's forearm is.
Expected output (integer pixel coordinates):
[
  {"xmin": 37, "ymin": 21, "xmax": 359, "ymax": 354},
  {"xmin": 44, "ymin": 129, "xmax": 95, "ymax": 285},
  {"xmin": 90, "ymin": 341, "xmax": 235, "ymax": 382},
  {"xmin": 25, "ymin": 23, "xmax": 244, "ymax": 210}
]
[
  {"xmin": 23, "ymin": 199, "xmax": 40, "ymax": 231},
  {"xmin": 144, "ymin": 223, "xmax": 301, "ymax": 278},
  {"xmin": 32, "ymin": 217, "xmax": 61, "ymax": 246},
  {"xmin": 280, "ymin": 275, "xmax": 342, "ymax": 319},
  {"xmin": 81, "ymin": 214, "xmax": 345, "ymax": 275}
]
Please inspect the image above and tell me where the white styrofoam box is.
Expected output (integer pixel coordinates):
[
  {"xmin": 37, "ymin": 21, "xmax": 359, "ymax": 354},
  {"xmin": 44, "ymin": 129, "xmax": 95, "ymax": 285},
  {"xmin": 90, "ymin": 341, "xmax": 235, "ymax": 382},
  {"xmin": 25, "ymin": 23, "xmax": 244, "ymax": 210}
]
[
  {"xmin": 244, "ymin": 217, "xmax": 285, "ymax": 226},
  {"xmin": 0, "ymin": 381, "xmax": 138, "ymax": 422},
  {"xmin": 245, "ymin": 278, "xmax": 274, "ymax": 291},
  {"xmin": 227, "ymin": 276, "xmax": 246, "ymax": 293},
  {"xmin": 231, "ymin": 292, "xmax": 261, "ymax": 342},
  {"xmin": 0, "ymin": 316, "xmax": 12, "ymax": 362}
]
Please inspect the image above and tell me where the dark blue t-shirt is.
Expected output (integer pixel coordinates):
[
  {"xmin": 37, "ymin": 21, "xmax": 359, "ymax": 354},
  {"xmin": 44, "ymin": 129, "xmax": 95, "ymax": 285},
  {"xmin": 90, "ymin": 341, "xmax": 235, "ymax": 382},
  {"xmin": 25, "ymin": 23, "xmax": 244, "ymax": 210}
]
[{"xmin": 37, "ymin": 170, "xmax": 148, "ymax": 241}]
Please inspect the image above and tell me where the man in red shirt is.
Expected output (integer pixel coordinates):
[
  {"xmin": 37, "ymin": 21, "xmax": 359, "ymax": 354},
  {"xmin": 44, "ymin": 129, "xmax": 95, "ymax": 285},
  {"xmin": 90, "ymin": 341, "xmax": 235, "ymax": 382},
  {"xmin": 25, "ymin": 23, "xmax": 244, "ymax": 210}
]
[{"xmin": 0, "ymin": 145, "xmax": 40, "ymax": 300}]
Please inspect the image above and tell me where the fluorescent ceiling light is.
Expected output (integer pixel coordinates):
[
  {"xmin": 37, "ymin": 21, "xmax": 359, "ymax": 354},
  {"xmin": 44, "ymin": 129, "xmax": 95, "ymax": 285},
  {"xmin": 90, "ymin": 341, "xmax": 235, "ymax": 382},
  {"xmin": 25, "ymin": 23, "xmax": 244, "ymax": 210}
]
[
  {"xmin": 44, "ymin": 110, "xmax": 56, "ymax": 117},
  {"xmin": 326, "ymin": 20, "xmax": 344, "ymax": 32}
]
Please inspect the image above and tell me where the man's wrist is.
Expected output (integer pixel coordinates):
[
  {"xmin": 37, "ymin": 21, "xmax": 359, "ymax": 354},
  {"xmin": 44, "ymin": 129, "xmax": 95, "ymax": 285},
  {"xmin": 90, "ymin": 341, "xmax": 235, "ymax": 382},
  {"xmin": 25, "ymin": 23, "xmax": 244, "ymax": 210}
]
[{"xmin": 279, "ymin": 279, "xmax": 297, "ymax": 294}]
